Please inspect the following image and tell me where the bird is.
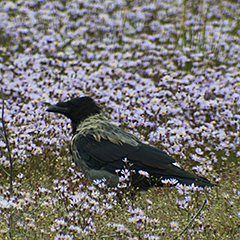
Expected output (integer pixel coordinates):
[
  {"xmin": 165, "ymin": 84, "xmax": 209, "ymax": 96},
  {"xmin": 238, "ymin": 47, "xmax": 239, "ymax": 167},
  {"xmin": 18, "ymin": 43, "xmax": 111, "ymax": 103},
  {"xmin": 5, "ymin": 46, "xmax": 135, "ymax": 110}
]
[{"xmin": 47, "ymin": 96, "xmax": 214, "ymax": 190}]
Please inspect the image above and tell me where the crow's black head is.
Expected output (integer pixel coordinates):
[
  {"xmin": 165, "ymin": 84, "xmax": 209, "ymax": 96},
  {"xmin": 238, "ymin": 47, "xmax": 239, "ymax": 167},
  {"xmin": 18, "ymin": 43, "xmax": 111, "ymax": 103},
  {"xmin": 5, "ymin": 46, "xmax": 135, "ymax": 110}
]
[{"xmin": 47, "ymin": 96, "xmax": 101, "ymax": 133}]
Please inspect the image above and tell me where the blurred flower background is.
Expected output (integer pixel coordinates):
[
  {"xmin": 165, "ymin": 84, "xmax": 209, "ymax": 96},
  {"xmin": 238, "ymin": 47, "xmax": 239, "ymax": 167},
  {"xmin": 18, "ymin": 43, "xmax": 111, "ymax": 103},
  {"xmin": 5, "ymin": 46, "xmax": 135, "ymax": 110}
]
[{"xmin": 0, "ymin": 0, "xmax": 239, "ymax": 239}]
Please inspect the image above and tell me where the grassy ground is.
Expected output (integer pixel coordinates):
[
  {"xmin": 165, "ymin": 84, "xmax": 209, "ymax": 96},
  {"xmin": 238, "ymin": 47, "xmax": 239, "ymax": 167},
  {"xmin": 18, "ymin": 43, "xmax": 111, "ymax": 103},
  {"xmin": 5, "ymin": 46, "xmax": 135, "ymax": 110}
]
[{"xmin": 0, "ymin": 0, "xmax": 240, "ymax": 239}]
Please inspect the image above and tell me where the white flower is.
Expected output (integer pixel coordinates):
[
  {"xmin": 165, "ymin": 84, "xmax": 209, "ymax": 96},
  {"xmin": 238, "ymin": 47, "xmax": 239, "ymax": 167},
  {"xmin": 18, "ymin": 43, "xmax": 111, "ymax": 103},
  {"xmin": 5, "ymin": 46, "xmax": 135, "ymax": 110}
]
[
  {"xmin": 170, "ymin": 221, "xmax": 179, "ymax": 230},
  {"xmin": 138, "ymin": 170, "xmax": 149, "ymax": 178}
]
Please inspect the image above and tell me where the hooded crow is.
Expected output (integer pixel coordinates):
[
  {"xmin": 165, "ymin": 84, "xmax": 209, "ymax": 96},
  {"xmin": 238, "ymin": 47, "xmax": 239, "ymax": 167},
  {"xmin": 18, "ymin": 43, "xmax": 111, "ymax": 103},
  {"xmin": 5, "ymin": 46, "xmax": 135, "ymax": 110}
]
[{"xmin": 47, "ymin": 96, "xmax": 214, "ymax": 190}]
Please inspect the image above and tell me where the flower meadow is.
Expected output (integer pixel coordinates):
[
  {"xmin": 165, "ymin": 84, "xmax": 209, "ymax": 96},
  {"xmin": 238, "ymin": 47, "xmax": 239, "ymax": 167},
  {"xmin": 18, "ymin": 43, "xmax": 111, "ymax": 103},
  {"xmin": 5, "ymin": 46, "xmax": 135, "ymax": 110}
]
[{"xmin": 0, "ymin": 0, "xmax": 240, "ymax": 239}]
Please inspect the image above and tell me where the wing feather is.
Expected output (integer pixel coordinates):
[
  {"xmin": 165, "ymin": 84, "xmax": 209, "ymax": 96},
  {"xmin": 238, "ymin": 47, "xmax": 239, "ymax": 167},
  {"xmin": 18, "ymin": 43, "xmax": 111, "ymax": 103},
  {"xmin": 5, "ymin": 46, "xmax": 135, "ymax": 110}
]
[
  {"xmin": 71, "ymin": 118, "xmax": 214, "ymax": 188},
  {"xmin": 74, "ymin": 132, "xmax": 175, "ymax": 173}
]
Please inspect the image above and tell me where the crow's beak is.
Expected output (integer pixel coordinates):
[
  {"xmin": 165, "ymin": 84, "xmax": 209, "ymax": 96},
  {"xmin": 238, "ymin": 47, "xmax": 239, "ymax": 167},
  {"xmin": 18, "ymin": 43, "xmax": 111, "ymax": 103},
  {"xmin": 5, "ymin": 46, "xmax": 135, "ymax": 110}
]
[{"xmin": 47, "ymin": 105, "xmax": 69, "ymax": 115}]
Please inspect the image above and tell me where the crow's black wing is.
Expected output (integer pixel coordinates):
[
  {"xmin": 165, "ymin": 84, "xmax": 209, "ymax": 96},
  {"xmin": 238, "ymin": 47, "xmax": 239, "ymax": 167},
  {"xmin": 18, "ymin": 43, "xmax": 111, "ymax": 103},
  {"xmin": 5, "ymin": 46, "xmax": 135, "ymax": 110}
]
[
  {"xmin": 74, "ymin": 134, "xmax": 214, "ymax": 188},
  {"xmin": 74, "ymin": 134, "xmax": 175, "ymax": 173}
]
